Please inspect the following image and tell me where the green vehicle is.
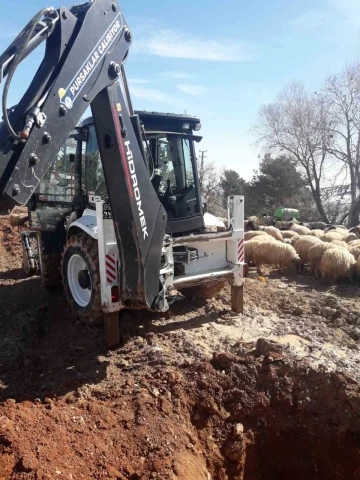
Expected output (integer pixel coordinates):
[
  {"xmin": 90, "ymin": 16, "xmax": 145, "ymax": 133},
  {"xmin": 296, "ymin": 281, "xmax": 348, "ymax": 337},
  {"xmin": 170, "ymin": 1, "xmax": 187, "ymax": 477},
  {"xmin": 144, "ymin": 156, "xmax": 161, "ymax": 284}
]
[{"xmin": 274, "ymin": 207, "xmax": 300, "ymax": 221}]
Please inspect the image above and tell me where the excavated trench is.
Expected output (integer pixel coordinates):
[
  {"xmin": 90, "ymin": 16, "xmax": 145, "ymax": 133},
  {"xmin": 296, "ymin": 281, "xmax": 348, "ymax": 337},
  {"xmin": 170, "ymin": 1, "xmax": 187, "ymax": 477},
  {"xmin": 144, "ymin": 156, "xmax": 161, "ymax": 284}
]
[
  {"xmin": 1, "ymin": 322, "xmax": 360, "ymax": 480},
  {"xmin": 184, "ymin": 353, "xmax": 360, "ymax": 480}
]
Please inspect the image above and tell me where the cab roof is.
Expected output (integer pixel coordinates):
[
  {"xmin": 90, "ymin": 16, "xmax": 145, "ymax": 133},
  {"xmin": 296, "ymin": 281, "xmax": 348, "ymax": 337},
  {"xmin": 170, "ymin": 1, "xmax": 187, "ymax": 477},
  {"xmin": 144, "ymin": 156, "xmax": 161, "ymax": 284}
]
[{"xmin": 80, "ymin": 110, "xmax": 201, "ymax": 133}]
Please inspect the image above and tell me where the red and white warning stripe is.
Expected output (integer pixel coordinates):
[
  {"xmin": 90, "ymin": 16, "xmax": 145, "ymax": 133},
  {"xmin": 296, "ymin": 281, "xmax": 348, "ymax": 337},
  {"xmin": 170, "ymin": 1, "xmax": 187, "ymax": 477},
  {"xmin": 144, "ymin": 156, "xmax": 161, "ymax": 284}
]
[
  {"xmin": 237, "ymin": 239, "xmax": 244, "ymax": 263},
  {"xmin": 105, "ymin": 253, "xmax": 117, "ymax": 284}
]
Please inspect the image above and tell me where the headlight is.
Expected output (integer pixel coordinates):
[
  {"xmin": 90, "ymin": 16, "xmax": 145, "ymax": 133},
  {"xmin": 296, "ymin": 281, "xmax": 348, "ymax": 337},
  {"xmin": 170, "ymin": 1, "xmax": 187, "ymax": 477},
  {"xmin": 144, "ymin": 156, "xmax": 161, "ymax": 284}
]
[
  {"xmin": 194, "ymin": 122, "xmax": 201, "ymax": 131},
  {"xmin": 182, "ymin": 122, "xmax": 190, "ymax": 131}
]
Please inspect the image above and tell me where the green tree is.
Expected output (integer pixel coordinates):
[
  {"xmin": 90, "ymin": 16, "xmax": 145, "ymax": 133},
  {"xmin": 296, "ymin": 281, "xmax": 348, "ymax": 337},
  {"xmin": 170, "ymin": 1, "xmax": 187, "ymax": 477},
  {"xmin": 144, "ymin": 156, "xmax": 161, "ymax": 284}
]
[
  {"xmin": 247, "ymin": 154, "xmax": 317, "ymax": 219},
  {"xmin": 221, "ymin": 170, "xmax": 248, "ymax": 208}
]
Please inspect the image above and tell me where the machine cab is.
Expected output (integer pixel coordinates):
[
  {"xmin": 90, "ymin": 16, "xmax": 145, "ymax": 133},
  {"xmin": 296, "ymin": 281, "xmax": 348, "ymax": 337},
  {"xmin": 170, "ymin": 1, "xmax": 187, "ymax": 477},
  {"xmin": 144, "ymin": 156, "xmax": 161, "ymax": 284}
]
[{"xmin": 32, "ymin": 111, "xmax": 205, "ymax": 235}]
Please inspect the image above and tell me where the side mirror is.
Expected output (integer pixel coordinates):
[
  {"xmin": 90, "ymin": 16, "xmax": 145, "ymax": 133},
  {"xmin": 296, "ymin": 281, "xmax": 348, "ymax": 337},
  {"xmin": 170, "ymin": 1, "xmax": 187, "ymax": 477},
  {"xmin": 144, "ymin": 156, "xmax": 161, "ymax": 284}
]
[{"xmin": 69, "ymin": 153, "xmax": 75, "ymax": 163}]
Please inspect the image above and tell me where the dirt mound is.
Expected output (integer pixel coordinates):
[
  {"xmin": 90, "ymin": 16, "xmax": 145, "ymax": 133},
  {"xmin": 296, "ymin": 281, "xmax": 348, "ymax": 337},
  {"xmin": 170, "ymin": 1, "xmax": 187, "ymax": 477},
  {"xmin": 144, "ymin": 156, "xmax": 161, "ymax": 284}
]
[
  {"xmin": 1, "ymin": 345, "xmax": 360, "ymax": 480},
  {"xmin": 0, "ymin": 212, "xmax": 24, "ymax": 273},
  {"xmin": 1, "ymin": 213, "xmax": 360, "ymax": 479}
]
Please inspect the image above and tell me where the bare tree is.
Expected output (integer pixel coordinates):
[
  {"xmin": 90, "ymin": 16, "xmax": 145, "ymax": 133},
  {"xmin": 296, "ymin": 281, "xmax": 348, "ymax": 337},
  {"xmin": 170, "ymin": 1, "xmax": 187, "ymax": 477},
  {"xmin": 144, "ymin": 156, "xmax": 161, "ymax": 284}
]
[
  {"xmin": 321, "ymin": 184, "xmax": 351, "ymax": 225},
  {"xmin": 196, "ymin": 158, "xmax": 225, "ymax": 216},
  {"xmin": 253, "ymin": 81, "xmax": 331, "ymax": 222},
  {"xmin": 320, "ymin": 61, "xmax": 360, "ymax": 227}
]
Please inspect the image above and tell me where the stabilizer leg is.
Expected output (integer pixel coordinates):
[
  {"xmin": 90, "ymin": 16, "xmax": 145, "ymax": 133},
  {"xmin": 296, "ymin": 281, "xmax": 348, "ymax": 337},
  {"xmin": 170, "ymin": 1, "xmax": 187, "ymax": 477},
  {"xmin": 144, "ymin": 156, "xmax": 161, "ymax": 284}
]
[{"xmin": 105, "ymin": 312, "xmax": 120, "ymax": 348}]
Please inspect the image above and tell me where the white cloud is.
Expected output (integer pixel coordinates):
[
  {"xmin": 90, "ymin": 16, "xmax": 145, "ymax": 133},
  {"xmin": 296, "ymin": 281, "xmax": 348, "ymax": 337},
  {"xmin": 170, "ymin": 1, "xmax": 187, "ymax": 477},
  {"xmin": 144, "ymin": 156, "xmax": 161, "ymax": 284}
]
[
  {"xmin": 129, "ymin": 85, "xmax": 175, "ymax": 105},
  {"xmin": 162, "ymin": 71, "xmax": 192, "ymax": 79},
  {"xmin": 133, "ymin": 29, "xmax": 256, "ymax": 62},
  {"xmin": 177, "ymin": 83, "xmax": 205, "ymax": 96}
]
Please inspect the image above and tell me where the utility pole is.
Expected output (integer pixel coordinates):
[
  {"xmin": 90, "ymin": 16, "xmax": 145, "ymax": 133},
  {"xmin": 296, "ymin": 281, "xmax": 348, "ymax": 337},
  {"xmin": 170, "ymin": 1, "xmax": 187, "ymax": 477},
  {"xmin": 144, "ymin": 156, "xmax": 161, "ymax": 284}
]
[{"xmin": 198, "ymin": 150, "xmax": 207, "ymax": 188}]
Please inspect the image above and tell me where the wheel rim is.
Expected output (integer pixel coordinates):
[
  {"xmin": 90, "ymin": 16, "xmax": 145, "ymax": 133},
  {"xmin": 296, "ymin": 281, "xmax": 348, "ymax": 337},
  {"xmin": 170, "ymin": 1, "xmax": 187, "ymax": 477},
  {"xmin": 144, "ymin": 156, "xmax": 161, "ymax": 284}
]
[{"xmin": 67, "ymin": 254, "xmax": 92, "ymax": 307}]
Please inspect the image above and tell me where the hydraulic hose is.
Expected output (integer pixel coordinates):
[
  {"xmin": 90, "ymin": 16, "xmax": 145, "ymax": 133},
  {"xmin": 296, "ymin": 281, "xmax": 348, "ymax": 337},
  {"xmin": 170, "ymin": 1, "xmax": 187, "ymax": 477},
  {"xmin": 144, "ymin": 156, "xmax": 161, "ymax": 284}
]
[{"xmin": 2, "ymin": 8, "xmax": 56, "ymax": 140}]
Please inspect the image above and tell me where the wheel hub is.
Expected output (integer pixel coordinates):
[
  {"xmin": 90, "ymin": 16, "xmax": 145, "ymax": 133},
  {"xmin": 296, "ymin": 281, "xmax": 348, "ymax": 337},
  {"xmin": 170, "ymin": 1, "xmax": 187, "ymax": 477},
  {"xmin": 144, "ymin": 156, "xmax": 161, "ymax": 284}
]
[
  {"xmin": 67, "ymin": 254, "xmax": 92, "ymax": 307},
  {"xmin": 78, "ymin": 269, "xmax": 91, "ymax": 289}
]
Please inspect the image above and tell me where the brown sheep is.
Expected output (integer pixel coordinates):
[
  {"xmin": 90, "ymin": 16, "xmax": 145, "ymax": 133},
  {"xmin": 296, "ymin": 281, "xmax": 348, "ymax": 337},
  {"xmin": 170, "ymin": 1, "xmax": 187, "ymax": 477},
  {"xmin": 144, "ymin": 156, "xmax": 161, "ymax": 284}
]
[
  {"xmin": 294, "ymin": 236, "xmax": 322, "ymax": 272},
  {"xmin": 348, "ymin": 239, "xmax": 360, "ymax": 248},
  {"xmin": 253, "ymin": 241, "xmax": 300, "ymax": 274},
  {"xmin": 357, "ymin": 256, "xmax": 360, "ymax": 275},
  {"xmin": 345, "ymin": 233, "xmax": 358, "ymax": 244},
  {"xmin": 259, "ymin": 215, "xmax": 275, "ymax": 226},
  {"xmin": 244, "ymin": 216, "xmax": 259, "ymax": 231},
  {"xmin": 274, "ymin": 220, "xmax": 293, "ymax": 230},
  {"xmin": 308, "ymin": 243, "xmax": 338, "ymax": 278},
  {"xmin": 319, "ymin": 248, "xmax": 356, "ymax": 283},
  {"xmin": 349, "ymin": 245, "xmax": 360, "ymax": 260},
  {"xmin": 264, "ymin": 226, "xmax": 283, "ymax": 241},
  {"xmin": 349, "ymin": 226, "xmax": 360, "ymax": 238}
]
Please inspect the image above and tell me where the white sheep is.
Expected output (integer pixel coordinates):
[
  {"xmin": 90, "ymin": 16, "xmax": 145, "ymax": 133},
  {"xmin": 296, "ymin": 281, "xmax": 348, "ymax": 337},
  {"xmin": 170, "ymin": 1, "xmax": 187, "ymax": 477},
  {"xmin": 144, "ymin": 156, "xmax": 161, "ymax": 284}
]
[
  {"xmin": 308, "ymin": 229, "xmax": 324, "ymax": 238},
  {"xmin": 321, "ymin": 231, "xmax": 347, "ymax": 243},
  {"xmin": 308, "ymin": 242, "xmax": 339, "ymax": 278},
  {"xmin": 290, "ymin": 236, "xmax": 301, "ymax": 246},
  {"xmin": 244, "ymin": 231, "xmax": 267, "ymax": 241},
  {"xmin": 325, "ymin": 227, "xmax": 348, "ymax": 236},
  {"xmin": 253, "ymin": 241, "xmax": 300, "ymax": 274},
  {"xmin": 294, "ymin": 236, "xmax": 322, "ymax": 272},
  {"xmin": 264, "ymin": 226, "xmax": 283, "ymax": 242},
  {"xmin": 290, "ymin": 224, "xmax": 310, "ymax": 236},
  {"xmin": 281, "ymin": 231, "xmax": 299, "ymax": 239},
  {"xmin": 319, "ymin": 248, "xmax": 356, "ymax": 283},
  {"xmin": 245, "ymin": 235, "xmax": 275, "ymax": 264},
  {"xmin": 331, "ymin": 239, "xmax": 349, "ymax": 250}
]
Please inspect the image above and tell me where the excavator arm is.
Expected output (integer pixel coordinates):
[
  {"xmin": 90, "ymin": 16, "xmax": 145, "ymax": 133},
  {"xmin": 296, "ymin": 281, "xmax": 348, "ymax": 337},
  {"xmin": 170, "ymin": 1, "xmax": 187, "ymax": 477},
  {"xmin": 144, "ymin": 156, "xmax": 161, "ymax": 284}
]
[{"xmin": 0, "ymin": 0, "xmax": 167, "ymax": 310}]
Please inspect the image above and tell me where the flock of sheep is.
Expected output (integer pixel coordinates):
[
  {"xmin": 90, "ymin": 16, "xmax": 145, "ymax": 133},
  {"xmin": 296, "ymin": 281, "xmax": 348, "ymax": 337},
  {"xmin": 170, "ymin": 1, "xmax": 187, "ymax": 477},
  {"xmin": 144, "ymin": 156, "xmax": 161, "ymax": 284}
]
[{"xmin": 244, "ymin": 221, "xmax": 360, "ymax": 284}]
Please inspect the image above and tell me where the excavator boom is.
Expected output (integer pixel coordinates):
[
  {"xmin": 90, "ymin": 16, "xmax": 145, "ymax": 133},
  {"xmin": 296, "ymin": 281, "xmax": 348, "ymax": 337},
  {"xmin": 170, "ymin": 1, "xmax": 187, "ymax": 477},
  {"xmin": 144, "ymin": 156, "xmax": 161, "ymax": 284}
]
[{"xmin": 0, "ymin": 0, "xmax": 167, "ymax": 309}]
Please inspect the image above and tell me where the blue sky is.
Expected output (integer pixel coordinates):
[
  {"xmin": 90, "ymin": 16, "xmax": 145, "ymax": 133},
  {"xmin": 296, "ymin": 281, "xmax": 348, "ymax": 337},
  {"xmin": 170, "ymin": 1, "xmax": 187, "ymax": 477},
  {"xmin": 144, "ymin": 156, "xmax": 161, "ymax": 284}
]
[{"xmin": 1, "ymin": 0, "xmax": 360, "ymax": 179}]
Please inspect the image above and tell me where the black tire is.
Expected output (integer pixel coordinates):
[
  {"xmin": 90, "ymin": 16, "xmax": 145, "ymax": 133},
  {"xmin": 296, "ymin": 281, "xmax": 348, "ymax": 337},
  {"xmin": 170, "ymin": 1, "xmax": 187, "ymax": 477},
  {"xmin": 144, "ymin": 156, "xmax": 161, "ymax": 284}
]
[
  {"xmin": 179, "ymin": 280, "xmax": 226, "ymax": 300},
  {"xmin": 62, "ymin": 233, "xmax": 103, "ymax": 325},
  {"xmin": 38, "ymin": 233, "xmax": 62, "ymax": 287}
]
